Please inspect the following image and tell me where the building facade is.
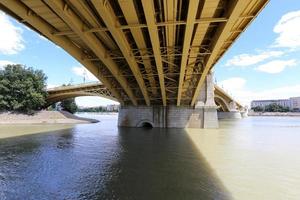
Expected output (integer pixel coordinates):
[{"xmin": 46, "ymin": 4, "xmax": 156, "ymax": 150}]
[
  {"xmin": 290, "ymin": 97, "xmax": 300, "ymax": 110},
  {"xmin": 251, "ymin": 97, "xmax": 300, "ymax": 111},
  {"xmin": 106, "ymin": 104, "xmax": 119, "ymax": 112}
]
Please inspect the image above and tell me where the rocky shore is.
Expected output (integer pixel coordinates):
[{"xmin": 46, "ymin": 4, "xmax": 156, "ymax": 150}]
[{"xmin": 0, "ymin": 110, "xmax": 99, "ymax": 124}]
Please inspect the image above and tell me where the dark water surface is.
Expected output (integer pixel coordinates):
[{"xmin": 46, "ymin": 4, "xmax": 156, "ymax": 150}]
[{"xmin": 0, "ymin": 114, "xmax": 300, "ymax": 200}]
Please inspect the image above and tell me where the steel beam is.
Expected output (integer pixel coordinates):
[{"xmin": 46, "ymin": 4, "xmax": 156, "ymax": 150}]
[
  {"xmin": 176, "ymin": 0, "xmax": 200, "ymax": 106},
  {"xmin": 118, "ymin": 0, "xmax": 158, "ymax": 96},
  {"xmin": 51, "ymin": 17, "xmax": 228, "ymax": 36},
  {"xmin": 163, "ymin": 0, "xmax": 178, "ymax": 73},
  {"xmin": 43, "ymin": 0, "xmax": 138, "ymax": 105},
  {"xmin": 68, "ymin": 0, "xmax": 118, "ymax": 50},
  {"xmin": 182, "ymin": 0, "xmax": 221, "ymax": 97},
  {"xmin": 141, "ymin": 0, "xmax": 167, "ymax": 106},
  {"xmin": 191, "ymin": 0, "xmax": 252, "ymax": 106},
  {"xmin": 85, "ymin": 51, "xmax": 211, "ymax": 61},
  {"xmin": 91, "ymin": 0, "xmax": 150, "ymax": 106},
  {"xmin": 0, "ymin": 0, "xmax": 124, "ymax": 105}
]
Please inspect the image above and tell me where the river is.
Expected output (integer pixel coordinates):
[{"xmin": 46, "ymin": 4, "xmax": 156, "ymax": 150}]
[{"xmin": 0, "ymin": 114, "xmax": 300, "ymax": 200}]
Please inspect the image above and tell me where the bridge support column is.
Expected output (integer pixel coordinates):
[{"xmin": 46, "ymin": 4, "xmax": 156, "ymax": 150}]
[
  {"xmin": 118, "ymin": 72, "xmax": 218, "ymax": 128},
  {"xmin": 195, "ymin": 72, "xmax": 219, "ymax": 128},
  {"xmin": 241, "ymin": 109, "xmax": 248, "ymax": 118},
  {"xmin": 217, "ymin": 100, "xmax": 242, "ymax": 119},
  {"xmin": 118, "ymin": 105, "xmax": 204, "ymax": 128},
  {"xmin": 218, "ymin": 111, "xmax": 242, "ymax": 119}
]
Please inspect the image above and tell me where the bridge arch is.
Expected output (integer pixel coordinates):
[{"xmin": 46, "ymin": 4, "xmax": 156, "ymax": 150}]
[
  {"xmin": 137, "ymin": 120, "xmax": 154, "ymax": 128},
  {"xmin": 214, "ymin": 95, "xmax": 230, "ymax": 112},
  {"xmin": 46, "ymin": 91, "xmax": 118, "ymax": 107}
]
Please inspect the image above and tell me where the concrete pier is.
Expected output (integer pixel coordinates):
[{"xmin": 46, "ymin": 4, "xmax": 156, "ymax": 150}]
[
  {"xmin": 118, "ymin": 105, "xmax": 220, "ymax": 128},
  {"xmin": 118, "ymin": 73, "xmax": 219, "ymax": 128},
  {"xmin": 218, "ymin": 111, "xmax": 242, "ymax": 119}
]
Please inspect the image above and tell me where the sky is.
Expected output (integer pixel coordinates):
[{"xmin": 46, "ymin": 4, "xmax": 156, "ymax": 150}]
[{"xmin": 0, "ymin": 0, "xmax": 300, "ymax": 107}]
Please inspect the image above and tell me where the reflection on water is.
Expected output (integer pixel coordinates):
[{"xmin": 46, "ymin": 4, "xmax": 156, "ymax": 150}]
[
  {"xmin": 188, "ymin": 117, "xmax": 300, "ymax": 200},
  {"xmin": 0, "ymin": 115, "xmax": 300, "ymax": 199}
]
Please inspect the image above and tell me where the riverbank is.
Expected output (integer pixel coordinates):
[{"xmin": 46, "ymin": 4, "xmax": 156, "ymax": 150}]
[
  {"xmin": 0, "ymin": 110, "xmax": 99, "ymax": 124},
  {"xmin": 0, "ymin": 124, "xmax": 75, "ymax": 139},
  {"xmin": 248, "ymin": 111, "xmax": 300, "ymax": 117}
]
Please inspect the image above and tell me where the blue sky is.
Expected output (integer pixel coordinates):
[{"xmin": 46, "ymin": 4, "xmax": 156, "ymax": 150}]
[
  {"xmin": 214, "ymin": 0, "xmax": 300, "ymax": 105},
  {"xmin": 0, "ymin": 0, "xmax": 300, "ymax": 106}
]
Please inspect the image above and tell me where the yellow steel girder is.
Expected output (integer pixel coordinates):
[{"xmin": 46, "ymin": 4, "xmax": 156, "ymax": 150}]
[
  {"xmin": 176, "ymin": 0, "xmax": 200, "ymax": 106},
  {"xmin": 118, "ymin": 0, "xmax": 158, "ymax": 97},
  {"xmin": 91, "ymin": 0, "xmax": 150, "ymax": 106},
  {"xmin": 44, "ymin": 0, "xmax": 138, "ymax": 106},
  {"xmin": 191, "ymin": 0, "xmax": 263, "ymax": 106},
  {"xmin": 0, "ymin": 0, "xmax": 125, "ymax": 105},
  {"xmin": 141, "ymin": 0, "xmax": 167, "ymax": 106}
]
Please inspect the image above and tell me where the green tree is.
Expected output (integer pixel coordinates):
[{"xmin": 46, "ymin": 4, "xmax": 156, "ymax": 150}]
[
  {"xmin": 77, "ymin": 106, "xmax": 106, "ymax": 112},
  {"xmin": 60, "ymin": 98, "xmax": 78, "ymax": 114},
  {"xmin": 264, "ymin": 103, "xmax": 290, "ymax": 112},
  {"xmin": 252, "ymin": 106, "xmax": 264, "ymax": 112},
  {"xmin": 0, "ymin": 64, "xmax": 47, "ymax": 113}
]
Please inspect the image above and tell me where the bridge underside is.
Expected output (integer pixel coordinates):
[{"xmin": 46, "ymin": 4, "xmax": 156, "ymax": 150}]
[
  {"xmin": 1, "ymin": 0, "xmax": 265, "ymax": 128},
  {"xmin": 0, "ymin": 0, "xmax": 268, "ymax": 108}
]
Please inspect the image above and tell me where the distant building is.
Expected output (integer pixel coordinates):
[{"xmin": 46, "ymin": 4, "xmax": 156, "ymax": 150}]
[
  {"xmin": 106, "ymin": 104, "xmax": 119, "ymax": 112},
  {"xmin": 251, "ymin": 97, "xmax": 300, "ymax": 111},
  {"xmin": 290, "ymin": 97, "xmax": 300, "ymax": 110},
  {"xmin": 251, "ymin": 99, "xmax": 291, "ymax": 108}
]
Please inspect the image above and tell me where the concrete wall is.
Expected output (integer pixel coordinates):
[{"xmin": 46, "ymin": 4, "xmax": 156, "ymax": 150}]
[
  {"xmin": 218, "ymin": 111, "xmax": 242, "ymax": 119},
  {"xmin": 118, "ymin": 106, "xmax": 205, "ymax": 128},
  {"xmin": 118, "ymin": 72, "xmax": 220, "ymax": 129}
]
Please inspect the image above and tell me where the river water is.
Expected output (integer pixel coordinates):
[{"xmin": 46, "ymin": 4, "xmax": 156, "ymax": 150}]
[{"xmin": 0, "ymin": 114, "xmax": 300, "ymax": 200}]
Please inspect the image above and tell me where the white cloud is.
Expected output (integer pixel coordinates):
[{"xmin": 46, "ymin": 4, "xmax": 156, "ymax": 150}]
[
  {"xmin": 75, "ymin": 96, "xmax": 119, "ymax": 107},
  {"xmin": 219, "ymin": 77, "xmax": 246, "ymax": 90},
  {"xmin": 225, "ymin": 50, "xmax": 284, "ymax": 67},
  {"xmin": 47, "ymin": 84, "xmax": 58, "ymax": 89},
  {"xmin": 256, "ymin": 59, "xmax": 296, "ymax": 74},
  {"xmin": 273, "ymin": 10, "xmax": 300, "ymax": 49},
  {"xmin": 218, "ymin": 77, "xmax": 300, "ymax": 106},
  {"xmin": 224, "ymin": 10, "xmax": 300, "ymax": 71},
  {"xmin": 0, "ymin": 60, "xmax": 15, "ymax": 69},
  {"xmin": 0, "ymin": 12, "xmax": 25, "ymax": 54},
  {"xmin": 72, "ymin": 66, "xmax": 98, "ymax": 82}
]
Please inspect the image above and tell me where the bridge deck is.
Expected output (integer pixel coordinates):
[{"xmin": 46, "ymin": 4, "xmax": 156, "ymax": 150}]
[{"xmin": 0, "ymin": 0, "xmax": 268, "ymax": 106}]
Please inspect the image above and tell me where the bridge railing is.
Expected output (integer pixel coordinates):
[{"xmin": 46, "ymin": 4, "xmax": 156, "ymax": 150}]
[{"xmin": 47, "ymin": 81, "xmax": 101, "ymax": 91}]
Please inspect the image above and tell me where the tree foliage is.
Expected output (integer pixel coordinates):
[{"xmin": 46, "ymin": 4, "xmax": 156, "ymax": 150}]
[
  {"xmin": 252, "ymin": 106, "xmax": 264, "ymax": 112},
  {"xmin": 60, "ymin": 98, "xmax": 78, "ymax": 114},
  {"xmin": 0, "ymin": 64, "xmax": 47, "ymax": 113},
  {"xmin": 252, "ymin": 104, "xmax": 290, "ymax": 112},
  {"xmin": 78, "ymin": 106, "xmax": 106, "ymax": 112},
  {"xmin": 77, "ymin": 106, "xmax": 119, "ymax": 112},
  {"xmin": 264, "ymin": 103, "xmax": 290, "ymax": 112}
]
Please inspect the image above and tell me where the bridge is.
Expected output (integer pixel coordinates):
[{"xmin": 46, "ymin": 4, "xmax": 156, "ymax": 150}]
[
  {"xmin": 47, "ymin": 82, "xmax": 246, "ymax": 127},
  {"xmin": 0, "ymin": 0, "xmax": 267, "ymax": 128}
]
